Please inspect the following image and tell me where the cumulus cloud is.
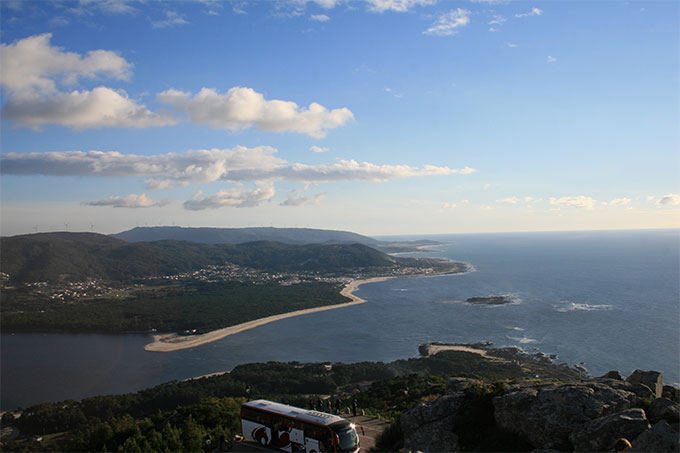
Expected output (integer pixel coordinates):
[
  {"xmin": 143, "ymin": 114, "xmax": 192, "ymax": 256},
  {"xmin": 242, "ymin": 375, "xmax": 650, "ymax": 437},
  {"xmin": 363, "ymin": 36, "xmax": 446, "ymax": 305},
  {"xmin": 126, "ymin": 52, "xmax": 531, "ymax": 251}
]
[
  {"xmin": 497, "ymin": 196, "xmax": 536, "ymax": 204},
  {"xmin": 366, "ymin": 0, "xmax": 435, "ymax": 13},
  {"xmin": 507, "ymin": 43, "xmax": 519, "ymax": 48},
  {"xmin": 310, "ymin": 145, "xmax": 329, "ymax": 153},
  {"xmin": 1, "ymin": 147, "xmax": 475, "ymax": 186},
  {"xmin": 424, "ymin": 8, "xmax": 471, "ymax": 36},
  {"xmin": 609, "ymin": 197, "xmax": 632, "ymax": 206},
  {"xmin": 310, "ymin": 13, "xmax": 330, "ymax": 21},
  {"xmin": 157, "ymin": 86, "xmax": 353, "ymax": 138},
  {"xmin": 515, "ymin": 7, "xmax": 542, "ymax": 18},
  {"xmin": 281, "ymin": 186, "xmax": 327, "ymax": 206},
  {"xmin": 183, "ymin": 183, "xmax": 275, "ymax": 210},
  {"xmin": 547, "ymin": 55, "xmax": 557, "ymax": 63},
  {"xmin": 657, "ymin": 193, "xmax": 680, "ymax": 206},
  {"xmin": 0, "ymin": 33, "xmax": 175, "ymax": 129},
  {"xmin": 83, "ymin": 193, "xmax": 170, "ymax": 208},
  {"xmin": 3, "ymin": 87, "xmax": 177, "ymax": 129},
  {"xmin": 152, "ymin": 10, "xmax": 189, "ymax": 28},
  {"xmin": 549, "ymin": 196, "xmax": 596, "ymax": 210},
  {"xmin": 0, "ymin": 33, "xmax": 131, "ymax": 95}
]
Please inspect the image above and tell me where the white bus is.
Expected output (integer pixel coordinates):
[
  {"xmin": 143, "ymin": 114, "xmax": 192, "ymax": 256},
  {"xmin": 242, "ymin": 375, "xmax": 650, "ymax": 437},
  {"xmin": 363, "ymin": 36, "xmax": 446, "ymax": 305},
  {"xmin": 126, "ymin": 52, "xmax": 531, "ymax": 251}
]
[{"xmin": 241, "ymin": 399, "xmax": 360, "ymax": 453}]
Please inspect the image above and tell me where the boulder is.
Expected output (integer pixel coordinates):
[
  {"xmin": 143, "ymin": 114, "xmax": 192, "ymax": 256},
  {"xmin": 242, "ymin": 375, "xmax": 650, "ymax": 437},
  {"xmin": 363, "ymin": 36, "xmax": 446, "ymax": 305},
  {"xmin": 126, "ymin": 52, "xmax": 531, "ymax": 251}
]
[
  {"xmin": 599, "ymin": 370, "xmax": 624, "ymax": 380},
  {"xmin": 632, "ymin": 420, "xmax": 680, "ymax": 452},
  {"xmin": 568, "ymin": 409, "xmax": 650, "ymax": 452},
  {"xmin": 627, "ymin": 370, "xmax": 663, "ymax": 398},
  {"xmin": 494, "ymin": 382, "xmax": 636, "ymax": 450},
  {"xmin": 663, "ymin": 385, "xmax": 680, "ymax": 402},
  {"xmin": 446, "ymin": 378, "xmax": 477, "ymax": 395},
  {"xmin": 401, "ymin": 394, "xmax": 464, "ymax": 452},
  {"xmin": 647, "ymin": 397, "xmax": 680, "ymax": 424}
]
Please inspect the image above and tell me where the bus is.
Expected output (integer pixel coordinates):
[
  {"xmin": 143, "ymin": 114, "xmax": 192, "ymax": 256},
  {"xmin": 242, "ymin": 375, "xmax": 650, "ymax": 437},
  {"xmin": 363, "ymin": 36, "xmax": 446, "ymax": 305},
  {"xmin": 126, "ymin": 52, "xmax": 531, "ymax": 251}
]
[{"xmin": 241, "ymin": 399, "xmax": 360, "ymax": 453}]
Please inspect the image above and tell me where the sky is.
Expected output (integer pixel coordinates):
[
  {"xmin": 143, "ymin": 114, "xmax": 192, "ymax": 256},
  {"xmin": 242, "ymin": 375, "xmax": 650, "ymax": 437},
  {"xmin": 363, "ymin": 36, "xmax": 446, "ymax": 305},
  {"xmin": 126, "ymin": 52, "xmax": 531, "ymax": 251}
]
[{"xmin": 1, "ymin": 0, "xmax": 678, "ymax": 237}]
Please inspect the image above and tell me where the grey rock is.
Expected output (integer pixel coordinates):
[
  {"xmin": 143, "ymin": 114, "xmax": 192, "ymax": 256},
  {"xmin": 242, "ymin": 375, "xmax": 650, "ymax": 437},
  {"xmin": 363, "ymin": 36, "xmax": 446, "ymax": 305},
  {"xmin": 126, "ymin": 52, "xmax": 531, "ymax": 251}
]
[
  {"xmin": 627, "ymin": 370, "xmax": 663, "ymax": 398},
  {"xmin": 599, "ymin": 370, "xmax": 624, "ymax": 380},
  {"xmin": 647, "ymin": 397, "xmax": 680, "ymax": 424},
  {"xmin": 663, "ymin": 385, "xmax": 680, "ymax": 402},
  {"xmin": 494, "ymin": 382, "xmax": 636, "ymax": 450},
  {"xmin": 569, "ymin": 408, "xmax": 650, "ymax": 452},
  {"xmin": 401, "ymin": 394, "xmax": 464, "ymax": 452},
  {"xmin": 632, "ymin": 420, "xmax": 680, "ymax": 452},
  {"xmin": 446, "ymin": 378, "xmax": 477, "ymax": 395}
]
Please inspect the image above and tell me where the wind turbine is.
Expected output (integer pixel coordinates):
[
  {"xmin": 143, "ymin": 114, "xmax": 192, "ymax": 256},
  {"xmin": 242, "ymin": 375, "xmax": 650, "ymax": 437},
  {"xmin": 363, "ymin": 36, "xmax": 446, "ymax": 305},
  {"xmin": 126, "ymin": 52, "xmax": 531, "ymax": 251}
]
[
  {"xmin": 33, "ymin": 225, "xmax": 39, "ymax": 233},
  {"xmin": 64, "ymin": 222, "xmax": 69, "ymax": 231},
  {"xmin": 90, "ymin": 223, "xmax": 95, "ymax": 232}
]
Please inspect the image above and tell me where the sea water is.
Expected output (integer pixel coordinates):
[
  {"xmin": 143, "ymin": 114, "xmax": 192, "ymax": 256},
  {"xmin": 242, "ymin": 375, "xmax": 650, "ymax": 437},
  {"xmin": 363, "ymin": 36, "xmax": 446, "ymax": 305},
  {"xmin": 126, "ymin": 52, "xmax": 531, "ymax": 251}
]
[{"xmin": 2, "ymin": 229, "xmax": 678, "ymax": 410}]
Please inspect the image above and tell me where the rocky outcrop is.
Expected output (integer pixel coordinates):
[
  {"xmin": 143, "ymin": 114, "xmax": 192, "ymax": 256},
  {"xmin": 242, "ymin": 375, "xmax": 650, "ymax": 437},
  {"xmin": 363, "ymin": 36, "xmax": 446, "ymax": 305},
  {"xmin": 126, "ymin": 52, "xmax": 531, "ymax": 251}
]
[
  {"xmin": 626, "ymin": 370, "xmax": 663, "ymax": 398},
  {"xmin": 632, "ymin": 420, "xmax": 680, "ymax": 452},
  {"xmin": 400, "ymin": 369, "xmax": 679, "ymax": 453},
  {"xmin": 647, "ymin": 397, "xmax": 680, "ymax": 424},
  {"xmin": 599, "ymin": 370, "xmax": 624, "ymax": 380},
  {"xmin": 568, "ymin": 409, "xmax": 650, "ymax": 452},
  {"xmin": 401, "ymin": 394, "xmax": 464, "ymax": 452},
  {"xmin": 493, "ymin": 382, "xmax": 637, "ymax": 450}
]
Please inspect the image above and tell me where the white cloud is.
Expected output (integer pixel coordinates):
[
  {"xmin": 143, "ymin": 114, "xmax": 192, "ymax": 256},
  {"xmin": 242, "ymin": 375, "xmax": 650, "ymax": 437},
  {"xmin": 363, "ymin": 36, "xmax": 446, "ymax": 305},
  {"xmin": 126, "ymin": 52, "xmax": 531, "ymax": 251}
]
[
  {"xmin": 549, "ymin": 196, "xmax": 596, "ymax": 210},
  {"xmin": 157, "ymin": 86, "xmax": 354, "ymax": 138},
  {"xmin": 310, "ymin": 145, "xmax": 329, "ymax": 153},
  {"xmin": 77, "ymin": 0, "xmax": 137, "ymax": 15},
  {"xmin": 3, "ymin": 87, "xmax": 177, "ymax": 129},
  {"xmin": 441, "ymin": 202, "xmax": 457, "ymax": 209},
  {"xmin": 424, "ymin": 8, "xmax": 471, "ymax": 36},
  {"xmin": 366, "ymin": 0, "xmax": 435, "ymax": 13},
  {"xmin": 658, "ymin": 193, "xmax": 680, "ymax": 206},
  {"xmin": 281, "ymin": 187, "xmax": 327, "ymax": 206},
  {"xmin": 488, "ymin": 14, "xmax": 506, "ymax": 25},
  {"xmin": 515, "ymin": 7, "xmax": 542, "ymax": 18},
  {"xmin": 1, "ymin": 147, "xmax": 475, "ymax": 185},
  {"xmin": 497, "ymin": 196, "xmax": 536, "ymax": 204},
  {"xmin": 507, "ymin": 43, "xmax": 519, "ymax": 48},
  {"xmin": 183, "ymin": 183, "xmax": 276, "ymax": 210},
  {"xmin": 0, "ymin": 33, "xmax": 131, "ymax": 95},
  {"xmin": 609, "ymin": 197, "xmax": 632, "ymax": 206},
  {"xmin": 152, "ymin": 10, "xmax": 189, "ymax": 28},
  {"xmin": 83, "ymin": 193, "xmax": 170, "ymax": 208},
  {"xmin": 310, "ymin": 13, "xmax": 330, "ymax": 21},
  {"xmin": 0, "ymin": 34, "xmax": 174, "ymax": 129},
  {"xmin": 547, "ymin": 55, "xmax": 557, "ymax": 63},
  {"xmin": 488, "ymin": 27, "xmax": 499, "ymax": 32}
]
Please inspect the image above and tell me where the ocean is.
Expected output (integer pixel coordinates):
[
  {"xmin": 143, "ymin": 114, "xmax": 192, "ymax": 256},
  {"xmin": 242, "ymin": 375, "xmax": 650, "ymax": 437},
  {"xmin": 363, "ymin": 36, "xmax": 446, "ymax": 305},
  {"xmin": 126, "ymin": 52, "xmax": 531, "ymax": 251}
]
[{"xmin": 2, "ymin": 229, "xmax": 678, "ymax": 410}]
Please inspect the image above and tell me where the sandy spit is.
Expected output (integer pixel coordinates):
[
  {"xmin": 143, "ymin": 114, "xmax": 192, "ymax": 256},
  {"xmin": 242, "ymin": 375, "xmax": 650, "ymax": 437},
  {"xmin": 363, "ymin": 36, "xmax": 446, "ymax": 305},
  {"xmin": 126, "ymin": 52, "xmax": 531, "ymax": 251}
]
[{"xmin": 144, "ymin": 277, "xmax": 392, "ymax": 353}]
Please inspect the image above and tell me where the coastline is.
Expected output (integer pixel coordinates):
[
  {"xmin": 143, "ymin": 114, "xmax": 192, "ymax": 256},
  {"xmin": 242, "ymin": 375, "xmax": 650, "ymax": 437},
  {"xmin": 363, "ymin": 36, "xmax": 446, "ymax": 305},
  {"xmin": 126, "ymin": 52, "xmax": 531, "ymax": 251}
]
[{"xmin": 144, "ymin": 276, "xmax": 392, "ymax": 352}]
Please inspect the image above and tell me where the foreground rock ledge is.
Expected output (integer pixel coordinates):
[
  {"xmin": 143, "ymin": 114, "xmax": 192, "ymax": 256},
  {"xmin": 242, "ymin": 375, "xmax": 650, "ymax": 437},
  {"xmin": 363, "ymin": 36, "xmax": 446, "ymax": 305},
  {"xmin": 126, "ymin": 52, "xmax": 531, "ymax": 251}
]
[{"xmin": 400, "ymin": 370, "xmax": 680, "ymax": 452}]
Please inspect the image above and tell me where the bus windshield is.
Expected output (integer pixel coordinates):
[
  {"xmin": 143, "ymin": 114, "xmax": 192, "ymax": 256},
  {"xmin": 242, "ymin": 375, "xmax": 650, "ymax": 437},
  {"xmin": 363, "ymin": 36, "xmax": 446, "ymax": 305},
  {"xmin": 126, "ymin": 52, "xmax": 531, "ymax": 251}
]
[{"xmin": 331, "ymin": 423, "xmax": 359, "ymax": 452}]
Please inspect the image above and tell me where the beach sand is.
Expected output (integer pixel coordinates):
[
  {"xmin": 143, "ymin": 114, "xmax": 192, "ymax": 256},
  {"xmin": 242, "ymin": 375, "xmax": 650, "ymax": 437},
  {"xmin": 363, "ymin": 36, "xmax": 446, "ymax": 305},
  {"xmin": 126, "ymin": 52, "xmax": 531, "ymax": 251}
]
[{"xmin": 144, "ymin": 276, "xmax": 391, "ymax": 353}]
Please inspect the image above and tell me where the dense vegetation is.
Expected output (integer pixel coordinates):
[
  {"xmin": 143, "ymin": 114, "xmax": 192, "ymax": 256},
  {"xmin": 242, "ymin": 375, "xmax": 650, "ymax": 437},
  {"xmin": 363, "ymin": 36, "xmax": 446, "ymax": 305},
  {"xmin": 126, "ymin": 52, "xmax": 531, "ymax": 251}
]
[
  {"xmin": 0, "ymin": 350, "xmax": 582, "ymax": 452},
  {"xmin": 1, "ymin": 280, "xmax": 348, "ymax": 333},
  {"xmin": 1, "ymin": 233, "xmax": 402, "ymax": 283},
  {"xmin": 112, "ymin": 226, "xmax": 379, "ymax": 246}
]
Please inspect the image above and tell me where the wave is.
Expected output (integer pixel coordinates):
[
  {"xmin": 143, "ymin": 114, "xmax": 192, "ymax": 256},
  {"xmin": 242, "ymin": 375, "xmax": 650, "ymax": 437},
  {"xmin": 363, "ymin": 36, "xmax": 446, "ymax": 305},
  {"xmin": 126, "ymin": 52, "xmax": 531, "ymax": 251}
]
[
  {"xmin": 507, "ymin": 335, "xmax": 538, "ymax": 344},
  {"xmin": 557, "ymin": 302, "xmax": 613, "ymax": 313}
]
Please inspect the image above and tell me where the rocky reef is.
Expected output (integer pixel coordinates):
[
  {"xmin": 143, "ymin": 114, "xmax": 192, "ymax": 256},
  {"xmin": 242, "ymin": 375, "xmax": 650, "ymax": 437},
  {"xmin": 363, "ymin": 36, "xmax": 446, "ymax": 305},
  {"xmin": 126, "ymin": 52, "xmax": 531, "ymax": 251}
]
[{"xmin": 401, "ymin": 369, "xmax": 679, "ymax": 452}]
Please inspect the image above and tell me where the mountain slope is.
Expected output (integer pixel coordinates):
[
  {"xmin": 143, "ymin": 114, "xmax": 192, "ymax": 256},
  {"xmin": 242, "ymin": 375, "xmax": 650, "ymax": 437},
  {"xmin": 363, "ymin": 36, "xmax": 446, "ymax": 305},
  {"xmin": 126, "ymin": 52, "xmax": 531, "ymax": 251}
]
[
  {"xmin": 112, "ymin": 226, "xmax": 380, "ymax": 246},
  {"xmin": 1, "ymin": 232, "xmax": 397, "ymax": 283}
]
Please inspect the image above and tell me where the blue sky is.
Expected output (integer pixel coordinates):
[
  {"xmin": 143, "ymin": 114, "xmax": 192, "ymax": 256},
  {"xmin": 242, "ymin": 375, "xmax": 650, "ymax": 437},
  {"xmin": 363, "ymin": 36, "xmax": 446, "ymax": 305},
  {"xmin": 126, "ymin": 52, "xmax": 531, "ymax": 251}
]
[{"xmin": 1, "ymin": 0, "xmax": 678, "ymax": 236}]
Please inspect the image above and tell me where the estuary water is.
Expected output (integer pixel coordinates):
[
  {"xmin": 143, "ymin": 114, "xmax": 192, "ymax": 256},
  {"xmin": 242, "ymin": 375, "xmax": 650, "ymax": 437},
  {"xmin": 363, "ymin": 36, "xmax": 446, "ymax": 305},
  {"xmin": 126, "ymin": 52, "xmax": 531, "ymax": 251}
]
[{"xmin": 2, "ymin": 229, "xmax": 678, "ymax": 410}]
